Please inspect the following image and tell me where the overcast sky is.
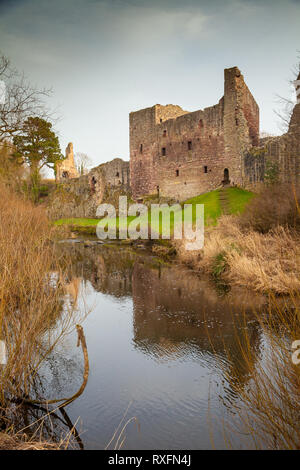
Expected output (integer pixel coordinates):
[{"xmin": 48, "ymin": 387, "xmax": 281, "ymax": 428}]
[{"xmin": 0, "ymin": 0, "xmax": 299, "ymax": 172}]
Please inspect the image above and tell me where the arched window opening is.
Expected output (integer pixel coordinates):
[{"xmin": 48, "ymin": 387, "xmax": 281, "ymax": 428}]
[{"xmin": 90, "ymin": 176, "xmax": 97, "ymax": 194}]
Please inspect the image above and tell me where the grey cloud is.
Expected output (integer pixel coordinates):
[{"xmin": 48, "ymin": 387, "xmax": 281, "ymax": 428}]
[{"xmin": 0, "ymin": 0, "xmax": 299, "ymax": 171}]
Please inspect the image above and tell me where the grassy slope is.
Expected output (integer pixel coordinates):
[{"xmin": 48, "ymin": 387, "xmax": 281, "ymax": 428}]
[
  {"xmin": 225, "ymin": 187, "xmax": 255, "ymax": 214},
  {"xmin": 185, "ymin": 189, "xmax": 222, "ymax": 225},
  {"xmin": 54, "ymin": 187, "xmax": 254, "ymax": 233}
]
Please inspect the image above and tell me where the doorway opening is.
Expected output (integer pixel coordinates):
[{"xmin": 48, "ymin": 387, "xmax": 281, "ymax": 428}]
[{"xmin": 223, "ymin": 168, "xmax": 230, "ymax": 185}]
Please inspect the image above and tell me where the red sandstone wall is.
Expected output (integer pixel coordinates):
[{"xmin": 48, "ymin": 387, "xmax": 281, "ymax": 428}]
[
  {"xmin": 155, "ymin": 102, "xmax": 226, "ymax": 200},
  {"xmin": 130, "ymin": 67, "xmax": 259, "ymax": 200},
  {"xmin": 224, "ymin": 67, "xmax": 259, "ymax": 188},
  {"xmin": 129, "ymin": 106, "xmax": 157, "ymax": 199}
]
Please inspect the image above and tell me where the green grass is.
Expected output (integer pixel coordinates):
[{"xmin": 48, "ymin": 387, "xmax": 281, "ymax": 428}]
[
  {"xmin": 185, "ymin": 189, "xmax": 222, "ymax": 225},
  {"xmin": 54, "ymin": 217, "xmax": 100, "ymax": 226},
  {"xmin": 54, "ymin": 187, "xmax": 254, "ymax": 236},
  {"xmin": 225, "ymin": 187, "xmax": 255, "ymax": 214}
]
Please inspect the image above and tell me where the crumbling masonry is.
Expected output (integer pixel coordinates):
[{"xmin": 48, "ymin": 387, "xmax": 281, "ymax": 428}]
[
  {"xmin": 52, "ymin": 66, "xmax": 299, "ymax": 217},
  {"xmin": 130, "ymin": 66, "xmax": 299, "ymax": 201},
  {"xmin": 56, "ymin": 142, "xmax": 79, "ymax": 181},
  {"xmin": 260, "ymin": 71, "xmax": 300, "ymax": 186}
]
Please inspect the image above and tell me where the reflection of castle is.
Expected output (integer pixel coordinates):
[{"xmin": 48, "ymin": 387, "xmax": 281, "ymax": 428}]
[
  {"xmin": 131, "ymin": 262, "xmax": 263, "ymax": 368},
  {"xmin": 61, "ymin": 244, "xmax": 264, "ymax": 385},
  {"xmin": 60, "ymin": 244, "xmax": 135, "ymax": 298}
]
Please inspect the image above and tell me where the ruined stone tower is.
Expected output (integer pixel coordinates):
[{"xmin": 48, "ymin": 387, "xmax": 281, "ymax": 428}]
[
  {"xmin": 130, "ymin": 67, "xmax": 259, "ymax": 201},
  {"xmin": 260, "ymin": 70, "xmax": 300, "ymax": 186},
  {"xmin": 56, "ymin": 142, "xmax": 79, "ymax": 181}
]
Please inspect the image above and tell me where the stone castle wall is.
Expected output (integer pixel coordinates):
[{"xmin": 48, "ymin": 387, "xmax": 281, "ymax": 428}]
[
  {"xmin": 262, "ymin": 78, "xmax": 300, "ymax": 186},
  {"xmin": 130, "ymin": 67, "xmax": 259, "ymax": 201},
  {"xmin": 52, "ymin": 68, "xmax": 299, "ymax": 217},
  {"xmin": 56, "ymin": 142, "xmax": 79, "ymax": 181},
  {"xmin": 49, "ymin": 157, "xmax": 130, "ymax": 219}
]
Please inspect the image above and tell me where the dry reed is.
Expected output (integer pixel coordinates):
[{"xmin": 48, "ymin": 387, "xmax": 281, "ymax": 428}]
[
  {"xmin": 0, "ymin": 183, "xmax": 77, "ymax": 406},
  {"xmin": 176, "ymin": 215, "xmax": 300, "ymax": 294}
]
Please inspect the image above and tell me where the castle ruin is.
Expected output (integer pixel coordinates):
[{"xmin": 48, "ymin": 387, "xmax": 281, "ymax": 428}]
[
  {"xmin": 260, "ymin": 70, "xmax": 300, "ymax": 186},
  {"xmin": 50, "ymin": 157, "xmax": 130, "ymax": 219},
  {"xmin": 129, "ymin": 66, "xmax": 300, "ymax": 201},
  {"xmin": 53, "ymin": 66, "xmax": 299, "ymax": 217},
  {"xmin": 130, "ymin": 67, "xmax": 261, "ymax": 201},
  {"xmin": 56, "ymin": 142, "xmax": 79, "ymax": 181}
]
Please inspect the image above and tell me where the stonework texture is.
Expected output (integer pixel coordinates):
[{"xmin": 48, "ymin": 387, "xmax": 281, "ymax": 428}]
[
  {"xmin": 52, "ymin": 68, "xmax": 299, "ymax": 219},
  {"xmin": 261, "ymin": 72, "xmax": 300, "ymax": 187},
  {"xmin": 56, "ymin": 142, "xmax": 79, "ymax": 181},
  {"xmin": 130, "ymin": 67, "xmax": 260, "ymax": 201},
  {"xmin": 49, "ymin": 157, "xmax": 130, "ymax": 219}
]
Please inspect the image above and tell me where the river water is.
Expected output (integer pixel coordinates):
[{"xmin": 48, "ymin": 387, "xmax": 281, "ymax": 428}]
[{"xmin": 39, "ymin": 241, "xmax": 268, "ymax": 450}]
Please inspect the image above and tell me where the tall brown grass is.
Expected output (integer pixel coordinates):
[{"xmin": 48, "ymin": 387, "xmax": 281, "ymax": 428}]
[
  {"xmin": 239, "ymin": 183, "xmax": 300, "ymax": 233},
  {"xmin": 175, "ymin": 183, "xmax": 300, "ymax": 294},
  {"xmin": 190, "ymin": 184, "xmax": 300, "ymax": 448},
  {"xmin": 0, "ymin": 183, "xmax": 76, "ymax": 405},
  {"xmin": 186, "ymin": 216, "xmax": 300, "ymax": 294},
  {"xmin": 213, "ymin": 294, "xmax": 300, "ymax": 449},
  {"xmin": 175, "ymin": 216, "xmax": 300, "ymax": 294}
]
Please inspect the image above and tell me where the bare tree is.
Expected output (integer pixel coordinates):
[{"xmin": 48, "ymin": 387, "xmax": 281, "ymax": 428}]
[
  {"xmin": 274, "ymin": 52, "xmax": 300, "ymax": 133},
  {"xmin": 75, "ymin": 152, "xmax": 92, "ymax": 175},
  {"xmin": 0, "ymin": 53, "xmax": 54, "ymax": 143}
]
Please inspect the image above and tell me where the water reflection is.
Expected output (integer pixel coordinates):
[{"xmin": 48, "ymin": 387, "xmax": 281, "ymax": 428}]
[{"xmin": 55, "ymin": 242, "xmax": 267, "ymax": 449}]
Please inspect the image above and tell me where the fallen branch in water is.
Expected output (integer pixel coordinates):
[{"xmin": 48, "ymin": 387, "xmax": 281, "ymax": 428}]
[{"xmin": 15, "ymin": 324, "xmax": 89, "ymax": 409}]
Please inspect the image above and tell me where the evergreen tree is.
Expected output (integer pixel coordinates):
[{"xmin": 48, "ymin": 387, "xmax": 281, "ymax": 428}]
[{"xmin": 13, "ymin": 117, "xmax": 63, "ymax": 199}]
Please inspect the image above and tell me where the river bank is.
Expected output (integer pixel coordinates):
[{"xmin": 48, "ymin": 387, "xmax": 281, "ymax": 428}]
[
  {"xmin": 0, "ymin": 183, "xmax": 299, "ymax": 449},
  {"xmin": 54, "ymin": 184, "xmax": 300, "ymax": 296}
]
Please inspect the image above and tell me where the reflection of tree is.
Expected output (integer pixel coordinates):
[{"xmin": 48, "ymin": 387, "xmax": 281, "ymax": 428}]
[
  {"xmin": 58, "ymin": 243, "xmax": 265, "ymax": 404},
  {"xmin": 3, "ymin": 325, "xmax": 89, "ymax": 449},
  {"xmin": 1, "ymin": 348, "xmax": 83, "ymax": 448},
  {"xmin": 4, "ymin": 397, "xmax": 84, "ymax": 449},
  {"xmin": 58, "ymin": 244, "xmax": 136, "ymax": 298}
]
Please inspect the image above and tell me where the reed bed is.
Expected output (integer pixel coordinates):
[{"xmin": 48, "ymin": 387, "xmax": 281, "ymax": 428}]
[
  {"xmin": 175, "ymin": 215, "xmax": 300, "ymax": 294},
  {"xmin": 213, "ymin": 294, "xmax": 300, "ymax": 449},
  {"xmin": 0, "ymin": 183, "xmax": 77, "ymax": 406}
]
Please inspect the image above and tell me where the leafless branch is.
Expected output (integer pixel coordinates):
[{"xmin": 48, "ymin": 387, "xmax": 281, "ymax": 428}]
[
  {"xmin": 0, "ymin": 52, "xmax": 55, "ymax": 142},
  {"xmin": 274, "ymin": 54, "xmax": 300, "ymax": 133}
]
